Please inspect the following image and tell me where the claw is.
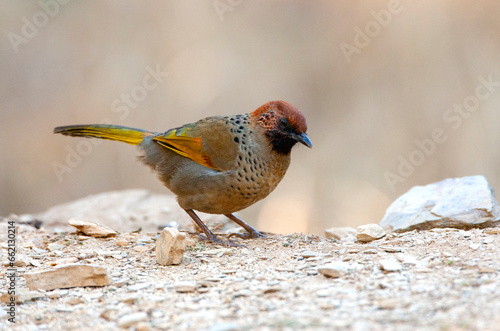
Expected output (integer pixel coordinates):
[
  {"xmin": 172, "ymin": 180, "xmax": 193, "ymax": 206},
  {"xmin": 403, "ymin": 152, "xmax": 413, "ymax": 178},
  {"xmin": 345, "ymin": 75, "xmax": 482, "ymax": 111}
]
[
  {"xmin": 224, "ymin": 213, "xmax": 266, "ymax": 240},
  {"xmin": 198, "ymin": 233, "xmax": 246, "ymax": 248},
  {"xmin": 228, "ymin": 230, "xmax": 266, "ymax": 240}
]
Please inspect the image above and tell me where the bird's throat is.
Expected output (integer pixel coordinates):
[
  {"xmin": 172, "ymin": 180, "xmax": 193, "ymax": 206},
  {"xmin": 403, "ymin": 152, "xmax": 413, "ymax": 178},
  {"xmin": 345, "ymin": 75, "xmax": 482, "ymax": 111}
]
[{"xmin": 266, "ymin": 131, "xmax": 297, "ymax": 155}]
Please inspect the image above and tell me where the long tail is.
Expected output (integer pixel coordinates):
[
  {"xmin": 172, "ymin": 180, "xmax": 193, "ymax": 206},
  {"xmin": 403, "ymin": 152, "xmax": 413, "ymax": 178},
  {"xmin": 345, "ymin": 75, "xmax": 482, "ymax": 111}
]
[{"xmin": 53, "ymin": 124, "xmax": 153, "ymax": 145}]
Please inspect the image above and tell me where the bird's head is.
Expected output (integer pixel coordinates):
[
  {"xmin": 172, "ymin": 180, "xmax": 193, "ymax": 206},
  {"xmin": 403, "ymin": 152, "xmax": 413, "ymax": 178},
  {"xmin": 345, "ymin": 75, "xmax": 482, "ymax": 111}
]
[{"xmin": 252, "ymin": 100, "xmax": 312, "ymax": 155}]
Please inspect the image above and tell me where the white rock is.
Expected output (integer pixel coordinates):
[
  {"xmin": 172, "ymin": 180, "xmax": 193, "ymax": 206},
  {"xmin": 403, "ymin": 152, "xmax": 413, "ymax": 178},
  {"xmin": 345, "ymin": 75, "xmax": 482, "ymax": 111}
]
[
  {"xmin": 174, "ymin": 281, "xmax": 197, "ymax": 293},
  {"xmin": 88, "ymin": 292, "xmax": 103, "ymax": 300},
  {"xmin": 117, "ymin": 312, "xmax": 148, "ymax": 328},
  {"xmin": 469, "ymin": 243, "xmax": 481, "ymax": 250},
  {"xmin": 318, "ymin": 262, "xmax": 350, "ymax": 278},
  {"xmin": 127, "ymin": 283, "xmax": 151, "ymax": 291},
  {"xmin": 377, "ymin": 298, "xmax": 398, "ymax": 309},
  {"xmin": 24, "ymin": 264, "xmax": 112, "ymax": 291},
  {"xmin": 325, "ymin": 227, "xmax": 357, "ymax": 240},
  {"xmin": 156, "ymin": 227, "xmax": 186, "ymax": 265},
  {"xmin": 483, "ymin": 237, "xmax": 494, "ymax": 244},
  {"xmin": 0, "ymin": 288, "xmax": 45, "ymax": 303},
  {"xmin": 113, "ymin": 278, "xmax": 129, "ymax": 287},
  {"xmin": 207, "ymin": 322, "xmax": 238, "ymax": 331},
  {"xmin": 380, "ymin": 258, "xmax": 402, "ymax": 272},
  {"xmin": 396, "ymin": 253, "xmax": 419, "ymax": 265},
  {"xmin": 301, "ymin": 250, "xmax": 318, "ymax": 258},
  {"xmin": 68, "ymin": 219, "xmax": 117, "ymax": 238},
  {"xmin": 380, "ymin": 176, "xmax": 500, "ymax": 232},
  {"xmin": 356, "ymin": 224, "xmax": 386, "ymax": 242}
]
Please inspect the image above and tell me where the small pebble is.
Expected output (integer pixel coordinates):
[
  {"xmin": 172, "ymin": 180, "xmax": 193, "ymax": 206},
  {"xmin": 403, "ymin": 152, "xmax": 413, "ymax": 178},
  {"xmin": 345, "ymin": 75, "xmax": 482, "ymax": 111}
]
[
  {"xmin": 318, "ymin": 262, "xmax": 350, "ymax": 278},
  {"xmin": 115, "ymin": 238, "xmax": 129, "ymax": 246},
  {"xmin": 380, "ymin": 258, "xmax": 402, "ymax": 272},
  {"xmin": 377, "ymin": 298, "xmax": 398, "ymax": 309},
  {"xmin": 127, "ymin": 283, "xmax": 151, "ymax": 291},
  {"xmin": 117, "ymin": 312, "xmax": 148, "ymax": 328},
  {"xmin": 478, "ymin": 267, "xmax": 497, "ymax": 273},
  {"xmin": 484, "ymin": 228, "xmax": 500, "ymax": 235},
  {"xmin": 301, "ymin": 250, "xmax": 318, "ymax": 258},
  {"xmin": 113, "ymin": 278, "xmax": 129, "ymax": 287},
  {"xmin": 133, "ymin": 245, "xmax": 149, "ymax": 253},
  {"xmin": 469, "ymin": 243, "xmax": 481, "ymax": 250},
  {"xmin": 397, "ymin": 253, "xmax": 419, "ymax": 265},
  {"xmin": 356, "ymin": 224, "xmax": 386, "ymax": 242},
  {"xmin": 46, "ymin": 292, "xmax": 61, "ymax": 299},
  {"xmin": 379, "ymin": 245, "xmax": 403, "ymax": 253},
  {"xmin": 174, "ymin": 281, "xmax": 197, "ymax": 293},
  {"xmin": 66, "ymin": 297, "xmax": 84, "ymax": 305}
]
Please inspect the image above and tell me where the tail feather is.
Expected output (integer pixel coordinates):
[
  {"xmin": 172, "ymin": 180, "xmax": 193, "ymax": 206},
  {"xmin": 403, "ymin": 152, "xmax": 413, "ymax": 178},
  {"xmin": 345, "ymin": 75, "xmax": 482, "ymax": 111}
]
[{"xmin": 53, "ymin": 124, "xmax": 152, "ymax": 145}]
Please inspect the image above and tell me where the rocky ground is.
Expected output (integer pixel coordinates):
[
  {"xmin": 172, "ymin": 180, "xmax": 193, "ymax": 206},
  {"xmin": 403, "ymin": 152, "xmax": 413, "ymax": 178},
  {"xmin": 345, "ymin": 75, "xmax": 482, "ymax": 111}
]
[{"xmin": 1, "ymin": 219, "xmax": 500, "ymax": 331}]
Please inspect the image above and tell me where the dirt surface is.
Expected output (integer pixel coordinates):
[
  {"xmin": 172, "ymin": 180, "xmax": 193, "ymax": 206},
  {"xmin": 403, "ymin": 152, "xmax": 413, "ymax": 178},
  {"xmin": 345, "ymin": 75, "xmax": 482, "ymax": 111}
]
[{"xmin": 1, "ymin": 221, "xmax": 500, "ymax": 331}]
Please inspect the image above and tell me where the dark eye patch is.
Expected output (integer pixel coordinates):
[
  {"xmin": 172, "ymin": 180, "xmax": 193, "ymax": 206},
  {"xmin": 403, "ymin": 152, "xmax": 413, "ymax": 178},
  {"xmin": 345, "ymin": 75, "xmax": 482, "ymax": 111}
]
[{"xmin": 279, "ymin": 117, "xmax": 298, "ymax": 134}]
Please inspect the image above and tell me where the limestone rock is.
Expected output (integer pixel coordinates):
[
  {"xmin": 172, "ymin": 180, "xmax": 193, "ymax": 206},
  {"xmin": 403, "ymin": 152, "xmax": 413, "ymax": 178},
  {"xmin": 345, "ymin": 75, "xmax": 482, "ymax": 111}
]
[
  {"xmin": 380, "ymin": 176, "xmax": 500, "ymax": 232},
  {"xmin": 325, "ymin": 227, "xmax": 357, "ymax": 240},
  {"xmin": 396, "ymin": 253, "xmax": 419, "ymax": 265},
  {"xmin": 379, "ymin": 258, "xmax": 402, "ymax": 272},
  {"xmin": 68, "ymin": 219, "xmax": 117, "ymax": 238},
  {"xmin": 356, "ymin": 224, "xmax": 386, "ymax": 242},
  {"xmin": 156, "ymin": 227, "xmax": 186, "ymax": 265},
  {"xmin": 301, "ymin": 250, "xmax": 319, "ymax": 258},
  {"xmin": 115, "ymin": 237, "xmax": 129, "ymax": 246},
  {"xmin": 377, "ymin": 298, "xmax": 398, "ymax": 309},
  {"xmin": 318, "ymin": 262, "xmax": 350, "ymax": 278},
  {"xmin": 0, "ymin": 288, "xmax": 45, "ymax": 303},
  {"xmin": 174, "ymin": 281, "xmax": 197, "ymax": 293},
  {"xmin": 24, "ymin": 264, "xmax": 112, "ymax": 291},
  {"xmin": 118, "ymin": 312, "xmax": 148, "ymax": 328}
]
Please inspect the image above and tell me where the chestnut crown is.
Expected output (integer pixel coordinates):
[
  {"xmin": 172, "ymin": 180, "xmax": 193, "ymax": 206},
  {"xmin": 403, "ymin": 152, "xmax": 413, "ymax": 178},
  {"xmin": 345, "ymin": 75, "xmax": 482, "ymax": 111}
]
[{"xmin": 252, "ymin": 100, "xmax": 312, "ymax": 154}]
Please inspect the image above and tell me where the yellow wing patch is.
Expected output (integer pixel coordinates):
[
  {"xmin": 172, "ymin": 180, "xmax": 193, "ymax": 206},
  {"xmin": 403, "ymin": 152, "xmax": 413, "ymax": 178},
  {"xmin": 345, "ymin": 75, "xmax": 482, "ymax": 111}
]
[{"xmin": 153, "ymin": 126, "xmax": 216, "ymax": 169}]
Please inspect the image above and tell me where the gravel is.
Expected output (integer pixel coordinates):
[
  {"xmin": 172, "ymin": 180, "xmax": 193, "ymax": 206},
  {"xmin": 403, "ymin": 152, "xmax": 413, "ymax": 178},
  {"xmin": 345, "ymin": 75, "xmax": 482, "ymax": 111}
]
[{"xmin": 1, "ymin": 221, "xmax": 499, "ymax": 330}]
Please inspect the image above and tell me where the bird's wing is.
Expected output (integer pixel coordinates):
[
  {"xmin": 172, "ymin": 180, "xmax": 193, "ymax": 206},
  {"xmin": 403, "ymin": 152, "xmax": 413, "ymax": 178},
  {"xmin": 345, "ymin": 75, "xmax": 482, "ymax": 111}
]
[{"xmin": 153, "ymin": 119, "xmax": 238, "ymax": 170}]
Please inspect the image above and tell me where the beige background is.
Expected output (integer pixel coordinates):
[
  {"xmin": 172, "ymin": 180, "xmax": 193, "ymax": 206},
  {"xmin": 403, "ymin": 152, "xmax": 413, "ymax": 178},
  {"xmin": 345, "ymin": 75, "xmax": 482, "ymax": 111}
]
[{"xmin": 1, "ymin": 1, "xmax": 499, "ymax": 235}]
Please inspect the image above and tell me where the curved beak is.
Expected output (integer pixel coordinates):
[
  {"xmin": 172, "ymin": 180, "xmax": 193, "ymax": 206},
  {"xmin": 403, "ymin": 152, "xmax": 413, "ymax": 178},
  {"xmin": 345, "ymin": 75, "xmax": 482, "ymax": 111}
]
[{"xmin": 294, "ymin": 132, "xmax": 312, "ymax": 148}]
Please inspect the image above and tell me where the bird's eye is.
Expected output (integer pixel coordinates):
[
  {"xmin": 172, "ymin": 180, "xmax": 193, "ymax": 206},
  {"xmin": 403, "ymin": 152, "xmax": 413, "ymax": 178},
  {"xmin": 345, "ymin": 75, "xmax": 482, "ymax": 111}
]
[{"xmin": 279, "ymin": 118, "xmax": 288, "ymax": 126}]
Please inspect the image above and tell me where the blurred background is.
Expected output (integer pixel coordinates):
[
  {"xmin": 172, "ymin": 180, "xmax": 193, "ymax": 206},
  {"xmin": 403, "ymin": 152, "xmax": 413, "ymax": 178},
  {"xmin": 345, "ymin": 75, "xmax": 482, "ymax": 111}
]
[{"xmin": 1, "ymin": 1, "xmax": 499, "ymax": 235}]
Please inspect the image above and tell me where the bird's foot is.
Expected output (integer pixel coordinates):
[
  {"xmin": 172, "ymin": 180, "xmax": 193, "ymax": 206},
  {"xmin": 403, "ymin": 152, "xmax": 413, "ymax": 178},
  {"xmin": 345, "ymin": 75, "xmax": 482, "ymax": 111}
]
[
  {"xmin": 197, "ymin": 234, "xmax": 246, "ymax": 248},
  {"xmin": 228, "ymin": 230, "xmax": 266, "ymax": 240}
]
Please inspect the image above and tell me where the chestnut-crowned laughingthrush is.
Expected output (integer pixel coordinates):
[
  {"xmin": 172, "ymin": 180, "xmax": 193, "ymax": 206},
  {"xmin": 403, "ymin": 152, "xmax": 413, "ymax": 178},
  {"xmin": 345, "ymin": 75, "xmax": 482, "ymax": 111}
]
[{"xmin": 54, "ymin": 100, "xmax": 312, "ymax": 246}]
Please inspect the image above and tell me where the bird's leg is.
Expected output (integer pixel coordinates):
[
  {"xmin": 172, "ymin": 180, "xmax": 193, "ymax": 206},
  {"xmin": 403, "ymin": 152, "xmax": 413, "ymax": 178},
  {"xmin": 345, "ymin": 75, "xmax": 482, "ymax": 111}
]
[
  {"xmin": 184, "ymin": 209, "xmax": 243, "ymax": 247},
  {"xmin": 225, "ymin": 213, "xmax": 266, "ymax": 239}
]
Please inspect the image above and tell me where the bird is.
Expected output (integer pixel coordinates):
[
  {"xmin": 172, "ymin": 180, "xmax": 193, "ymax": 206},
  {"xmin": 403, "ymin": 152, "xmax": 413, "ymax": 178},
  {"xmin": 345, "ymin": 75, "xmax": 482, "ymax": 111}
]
[{"xmin": 54, "ymin": 100, "xmax": 312, "ymax": 246}]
